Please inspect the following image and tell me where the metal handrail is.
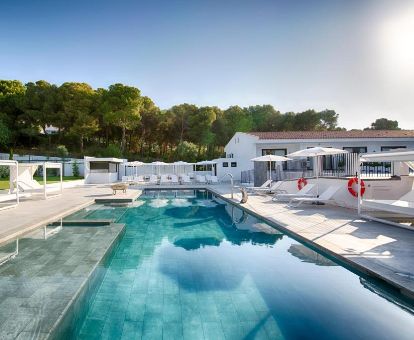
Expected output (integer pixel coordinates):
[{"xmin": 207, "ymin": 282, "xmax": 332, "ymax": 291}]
[{"xmin": 219, "ymin": 173, "xmax": 234, "ymax": 199}]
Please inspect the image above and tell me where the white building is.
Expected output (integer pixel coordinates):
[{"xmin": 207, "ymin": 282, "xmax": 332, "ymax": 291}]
[
  {"xmin": 84, "ymin": 157, "xmax": 126, "ymax": 184},
  {"xmin": 218, "ymin": 130, "xmax": 414, "ymax": 181}
]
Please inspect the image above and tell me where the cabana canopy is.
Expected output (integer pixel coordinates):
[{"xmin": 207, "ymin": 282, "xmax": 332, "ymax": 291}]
[{"xmin": 361, "ymin": 149, "xmax": 414, "ymax": 162}]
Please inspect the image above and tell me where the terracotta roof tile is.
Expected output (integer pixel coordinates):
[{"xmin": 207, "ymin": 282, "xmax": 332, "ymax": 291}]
[{"xmin": 246, "ymin": 130, "xmax": 414, "ymax": 140}]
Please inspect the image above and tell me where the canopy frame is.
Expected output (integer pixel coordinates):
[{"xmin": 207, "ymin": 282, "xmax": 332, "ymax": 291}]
[
  {"xmin": 0, "ymin": 160, "xmax": 19, "ymax": 211},
  {"xmin": 358, "ymin": 150, "xmax": 414, "ymax": 229}
]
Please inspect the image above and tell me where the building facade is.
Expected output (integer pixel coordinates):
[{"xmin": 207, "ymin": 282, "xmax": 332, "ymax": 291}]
[{"xmin": 216, "ymin": 130, "xmax": 414, "ymax": 181}]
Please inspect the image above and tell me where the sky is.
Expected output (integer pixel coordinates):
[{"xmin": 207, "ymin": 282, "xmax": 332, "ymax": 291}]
[{"xmin": 1, "ymin": 0, "xmax": 414, "ymax": 130}]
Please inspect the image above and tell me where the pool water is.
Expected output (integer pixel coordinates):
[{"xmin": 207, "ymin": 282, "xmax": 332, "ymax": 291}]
[{"xmin": 74, "ymin": 190, "xmax": 414, "ymax": 339}]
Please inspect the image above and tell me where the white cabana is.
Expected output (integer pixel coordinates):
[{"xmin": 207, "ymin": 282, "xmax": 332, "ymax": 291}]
[
  {"xmin": 151, "ymin": 161, "xmax": 170, "ymax": 176},
  {"xmin": 0, "ymin": 160, "xmax": 19, "ymax": 210},
  {"xmin": 359, "ymin": 150, "xmax": 414, "ymax": 228},
  {"xmin": 173, "ymin": 161, "xmax": 194, "ymax": 176},
  {"xmin": 288, "ymin": 147, "xmax": 348, "ymax": 195},
  {"xmin": 251, "ymin": 155, "xmax": 291, "ymax": 181},
  {"xmin": 124, "ymin": 161, "xmax": 145, "ymax": 177},
  {"xmin": 196, "ymin": 160, "xmax": 217, "ymax": 176},
  {"xmin": 84, "ymin": 157, "xmax": 125, "ymax": 184},
  {"xmin": 9, "ymin": 162, "xmax": 63, "ymax": 200}
]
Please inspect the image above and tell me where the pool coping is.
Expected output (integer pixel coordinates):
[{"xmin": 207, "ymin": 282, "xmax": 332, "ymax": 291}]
[{"xmin": 0, "ymin": 199, "xmax": 96, "ymax": 248}]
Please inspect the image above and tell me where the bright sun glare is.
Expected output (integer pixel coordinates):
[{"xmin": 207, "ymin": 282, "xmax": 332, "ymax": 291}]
[{"xmin": 382, "ymin": 7, "xmax": 414, "ymax": 76}]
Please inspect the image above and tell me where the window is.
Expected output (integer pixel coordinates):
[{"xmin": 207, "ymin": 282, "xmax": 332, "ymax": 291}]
[
  {"xmin": 381, "ymin": 146, "xmax": 406, "ymax": 151},
  {"xmin": 90, "ymin": 162, "xmax": 109, "ymax": 171},
  {"xmin": 223, "ymin": 162, "xmax": 228, "ymax": 167},
  {"xmin": 231, "ymin": 162, "xmax": 237, "ymax": 167},
  {"xmin": 261, "ymin": 148, "xmax": 287, "ymax": 170},
  {"xmin": 343, "ymin": 147, "xmax": 367, "ymax": 154}
]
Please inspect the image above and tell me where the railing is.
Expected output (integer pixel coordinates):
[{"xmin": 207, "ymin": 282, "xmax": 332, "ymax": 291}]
[{"xmin": 241, "ymin": 169, "xmax": 254, "ymax": 184}]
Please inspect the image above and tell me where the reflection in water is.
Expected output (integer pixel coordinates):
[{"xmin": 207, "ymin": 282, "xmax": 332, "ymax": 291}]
[
  {"xmin": 74, "ymin": 189, "xmax": 414, "ymax": 340},
  {"xmin": 174, "ymin": 237, "xmax": 221, "ymax": 250},
  {"xmin": 288, "ymin": 244, "xmax": 337, "ymax": 266},
  {"xmin": 360, "ymin": 277, "xmax": 414, "ymax": 315},
  {"xmin": 148, "ymin": 198, "xmax": 169, "ymax": 208},
  {"xmin": 170, "ymin": 198, "xmax": 192, "ymax": 207}
]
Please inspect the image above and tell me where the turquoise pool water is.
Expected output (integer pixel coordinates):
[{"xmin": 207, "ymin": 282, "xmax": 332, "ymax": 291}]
[{"xmin": 74, "ymin": 190, "xmax": 414, "ymax": 339}]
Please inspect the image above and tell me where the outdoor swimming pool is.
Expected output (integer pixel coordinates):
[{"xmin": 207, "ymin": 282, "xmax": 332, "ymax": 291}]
[{"xmin": 72, "ymin": 189, "xmax": 414, "ymax": 339}]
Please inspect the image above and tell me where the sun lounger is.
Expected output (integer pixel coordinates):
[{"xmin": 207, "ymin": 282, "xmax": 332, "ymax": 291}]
[
  {"xmin": 250, "ymin": 181, "xmax": 287, "ymax": 195},
  {"xmin": 133, "ymin": 176, "xmax": 145, "ymax": 183},
  {"xmin": 170, "ymin": 175, "xmax": 179, "ymax": 184},
  {"xmin": 206, "ymin": 175, "xmax": 219, "ymax": 184},
  {"xmin": 149, "ymin": 175, "xmax": 158, "ymax": 184},
  {"xmin": 196, "ymin": 175, "xmax": 207, "ymax": 184},
  {"xmin": 289, "ymin": 185, "xmax": 341, "ymax": 207},
  {"xmin": 160, "ymin": 174, "xmax": 170, "ymax": 184},
  {"xmin": 272, "ymin": 184, "xmax": 315, "ymax": 201},
  {"xmin": 180, "ymin": 175, "xmax": 192, "ymax": 184},
  {"xmin": 362, "ymin": 189, "xmax": 414, "ymax": 216},
  {"xmin": 245, "ymin": 179, "xmax": 272, "ymax": 192}
]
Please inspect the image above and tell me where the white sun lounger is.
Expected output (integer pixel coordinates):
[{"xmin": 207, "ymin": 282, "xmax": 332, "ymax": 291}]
[
  {"xmin": 272, "ymin": 184, "xmax": 315, "ymax": 201},
  {"xmin": 289, "ymin": 185, "xmax": 341, "ymax": 207},
  {"xmin": 180, "ymin": 175, "xmax": 192, "ymax": 184},
  {"xmin": 206, "ymin": 175, "xmax": 219, "ymax": 184},
  {"xmin": 251, "ymin": 181, "xmax": 287, "ymax": 195},
  {"xmin": 196, "ymin": 175, "xmax": 207, "ymax": 184},
  {"xmin": 149, "ymin": 175, "xmax": 158, "ymax": 184},
  {"xmin": 133, "ymin": 176, "xmax": 145, "ymax": 183},
  {"xmin": 245, "ymin": 179, "xmax": 272, "ymax": 192},
  {"xmin": 170, "ymin": 175, "xmax": 179, "ymax": 184}
]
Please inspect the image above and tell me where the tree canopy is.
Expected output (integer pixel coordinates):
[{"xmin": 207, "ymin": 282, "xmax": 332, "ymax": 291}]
[
  {"xmin": 1, "ymin": 78, "xmax": 394, "ymax": 162},
  {"xmin": 366, "ymin": 118, "xmax": 400, "ymax": 130}
]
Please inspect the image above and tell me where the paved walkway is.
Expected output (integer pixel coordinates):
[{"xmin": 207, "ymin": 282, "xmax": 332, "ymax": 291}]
[
  {"xmin": 0, "ymin": 185, "xmax": 140, "ymax": 246},
  {"xmin": 210, "ymin": 185, "xmax": 414, "ymax": 298}
]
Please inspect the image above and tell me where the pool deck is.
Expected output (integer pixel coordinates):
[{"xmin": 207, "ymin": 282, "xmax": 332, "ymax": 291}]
[
  {"xmin": 0, "ymin": 184, "xmax": 141, "ymax": 246},
  {"xmin": 209, "ymin": 185, "xmax": 414, "ymax": 299}
]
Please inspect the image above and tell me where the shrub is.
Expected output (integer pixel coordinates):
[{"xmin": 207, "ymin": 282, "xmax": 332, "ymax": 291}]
[
  {"xmin": 0, "ymin": 166, "xmax": 9, "ymax": 178},
  {"xmin": 56, "ymin": 145, "xmax": 69, "ymax": 159},
  {"xmin": 72, "ymin": 160, "xmax": 80, "ymax": 177}
]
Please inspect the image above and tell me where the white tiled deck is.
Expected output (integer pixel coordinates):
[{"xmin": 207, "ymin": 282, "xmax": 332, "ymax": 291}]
[{"xmin": 0, "ymin": 184, "xmax": 140, "ymax": 245}]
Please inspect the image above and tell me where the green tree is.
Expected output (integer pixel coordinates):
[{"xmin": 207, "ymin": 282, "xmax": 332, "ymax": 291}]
[
  {"xmin": 0, "ymin": 80, "xmax": 26, "ymax": 146},
  {"xmin": 101, "ymin": 84, "xmax": 142, "ymax": 152},
  {"xmin": 59, "ymin": 82, "xmax": 98, "ymax": 152},
  {"xmin": 21, "ymin": 80, "xmax": 59, "ymax": 147},
  {"xmin": 368, "ymin": 118, "xmax": 400, "ymax": 130},
  {"xmin": 246, "ymin": 105, "xmax": 280, "ymax": 131},
  {"xmin": 222, "ymin": 106, "xmax": 253, "ymax": 140},
  {"xmin": 317, "ymin": 109, "xmax": 338, "ymax": 130},
  {"xmin": 168, "ymin": 103, "xmax": 198, "ymax": 143},
  {"xmin": 0, "ymin": 120, "xmax": 11, "ymax": 148}
]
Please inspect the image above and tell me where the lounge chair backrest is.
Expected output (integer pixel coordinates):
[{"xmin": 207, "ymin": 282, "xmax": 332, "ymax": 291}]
[
  {"xmin": 297, "ymin": 183, "xmax": 315, "ymax": 194},
  {"xmin": 268, "ymin": 181, "xmax": 283, "ymax": 191},
  {"xmin": 261, "ymin": 179, "xmax": 272, "ymax": 188},
  {"xmin": 319, "ymin": 185, "xmax": 341, "ymax": 200},
  {"xmin": 181, "ymin": 175, "xmax": 191, "ymax": 182},
  {"xmin": 400, "ymin": 190, "xmax": 414, "ymax": 202},
  {"xmin": 171, "ymin": 175, "xmax": 178, "ymax": 182},
  {"xmin": 196, "ymin": 175, "xmax": 206, "ymax": 182},
  {"xmin": 210, "ymin": 176, "xmax": 218, "ymax": 183}
]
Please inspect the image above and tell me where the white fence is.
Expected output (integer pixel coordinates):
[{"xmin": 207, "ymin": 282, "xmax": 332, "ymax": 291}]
[{"xmin": 0, "ymin": 153, "xmax": 84, "ymax": 177}]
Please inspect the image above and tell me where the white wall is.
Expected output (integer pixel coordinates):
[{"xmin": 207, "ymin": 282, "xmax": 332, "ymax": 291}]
[
  {"xmin": 273, "ymin": 176, "xmax": 414, "ymax": 209},
  {"xmin": 223, "ymin": 132, "xmax": 259, "ymax": 180}
]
